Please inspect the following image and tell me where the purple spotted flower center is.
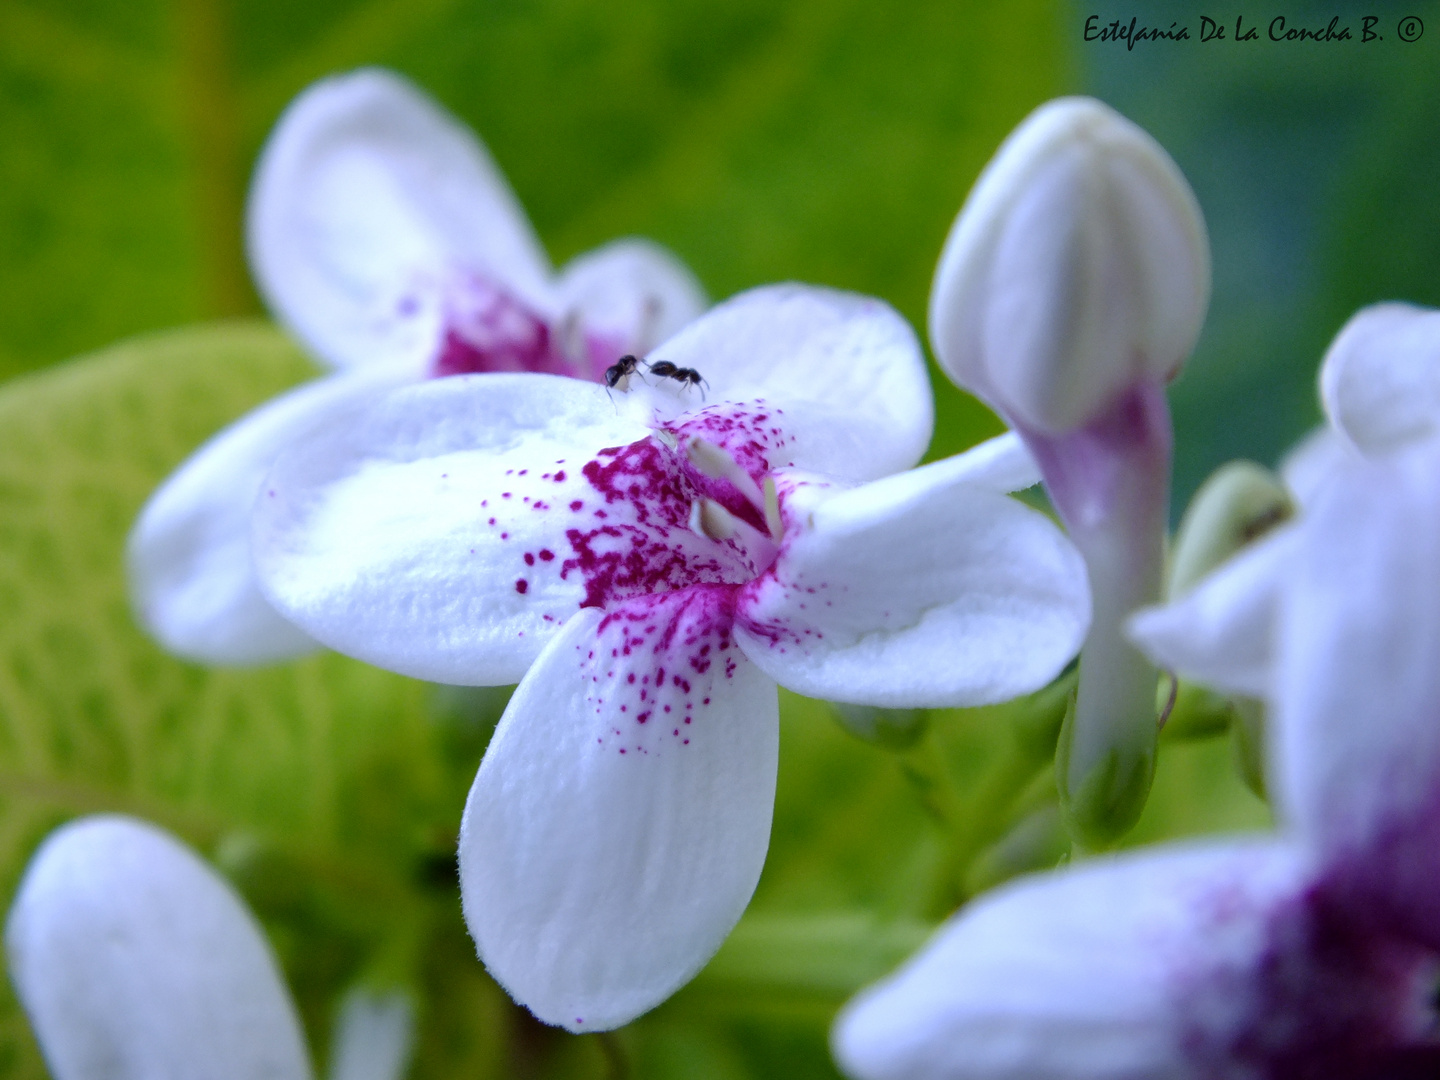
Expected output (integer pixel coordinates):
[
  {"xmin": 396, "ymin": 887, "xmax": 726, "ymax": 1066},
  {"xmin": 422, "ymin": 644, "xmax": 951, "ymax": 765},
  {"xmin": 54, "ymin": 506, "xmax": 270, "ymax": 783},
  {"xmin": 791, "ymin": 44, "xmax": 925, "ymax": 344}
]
[
  {"xmin": 427, "ymin": 273, "xmax": 625, "ymax": 382},
  {"xmin": 484, "ymin": 401, "xmax": 823, "ymax": 757}
]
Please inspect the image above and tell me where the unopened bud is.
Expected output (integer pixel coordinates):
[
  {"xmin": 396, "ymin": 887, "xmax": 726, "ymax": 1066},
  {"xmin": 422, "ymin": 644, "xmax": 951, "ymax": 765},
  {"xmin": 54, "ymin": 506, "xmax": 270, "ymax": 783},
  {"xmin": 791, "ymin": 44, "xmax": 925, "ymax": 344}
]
[
  {"xmin": 930, "ymin": 97, "xmax": 1209, "ymax": 434},
  {"xmin": 1230, "ymin": 696, "xmax": 1267, "ymax": 799},
  {"xmin": 1168, "ymin": 460, "xmax": 1292, "ymax": 599},
  {"xmin": 830, "ymin": 702, "xmax": 927, "ymax": 750},
  {"xmin": 1319, "ymin": 302, "xmax": 1440, "ymax": 455},
  {"xmin": 330, "ymin": 985, "xmax": 415, "ymax": 1080},
  {"xmin": 964, "ymin": 804, "xmax": 1070, "ymax": 895}
]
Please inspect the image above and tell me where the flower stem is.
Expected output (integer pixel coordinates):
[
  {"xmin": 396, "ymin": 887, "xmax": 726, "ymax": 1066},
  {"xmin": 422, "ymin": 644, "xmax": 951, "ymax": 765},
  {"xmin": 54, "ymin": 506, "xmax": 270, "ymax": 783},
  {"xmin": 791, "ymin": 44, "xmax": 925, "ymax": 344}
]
[{"xmin": 1023, "ymin": 381, "xmax": 1171, "ymax": 849}]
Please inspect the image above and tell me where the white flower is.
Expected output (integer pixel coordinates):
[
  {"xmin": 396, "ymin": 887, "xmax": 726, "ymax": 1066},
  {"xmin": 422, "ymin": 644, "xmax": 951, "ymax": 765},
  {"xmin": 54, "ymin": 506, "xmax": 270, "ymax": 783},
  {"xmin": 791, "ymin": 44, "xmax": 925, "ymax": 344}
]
[
  {"xmin": 835, "ymin": 436, "xmax": 1440, "ymax": 1080},
  {"xmin": 251, "ymin": 283, "xmax": 1092, "ymax": 1031},
  {"xmin": 1137, "ymin": 301, "xmax": 1440, "ymax": 695},
  {"xmin": 929, "ymin": 96, "xmax": 1211, "ymax": 847},
  {"xmin": 6, "ymin": 815, "xmax": 312, "ymax": 1080},
  {"xmin": 128, "ymin": 68, "xmax": 706, "ymax": 665}
]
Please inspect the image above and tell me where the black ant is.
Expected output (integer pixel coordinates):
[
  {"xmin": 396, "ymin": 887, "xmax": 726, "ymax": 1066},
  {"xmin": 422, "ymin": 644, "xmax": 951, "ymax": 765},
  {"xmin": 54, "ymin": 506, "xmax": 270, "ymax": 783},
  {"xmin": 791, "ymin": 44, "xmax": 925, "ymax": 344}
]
[
  {"xmin": 605, "ymin": 354, "xmax": 642, "ymax": 391},
  {"xmin": 645, "ymin": 360, "xmax": 708, "ymax": 397}
]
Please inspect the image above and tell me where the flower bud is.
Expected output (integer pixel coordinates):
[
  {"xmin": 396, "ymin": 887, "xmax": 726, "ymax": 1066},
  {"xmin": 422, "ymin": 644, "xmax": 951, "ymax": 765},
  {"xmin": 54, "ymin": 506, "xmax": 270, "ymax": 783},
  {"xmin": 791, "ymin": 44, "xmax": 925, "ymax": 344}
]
[
  {"xmin": 1319, "ymin": 302, "xmax": 1440, "ymax": 455},
  {"xmin": 329, "ymin": 986, "xmax": 415, "ymax": 1080},
  {"xmin": 1168, "ymin": 460, "xmax": 1293, "ymax": 599},
  {"xmin": 830, "ymin": 702, "xmax": 927, "ymax": 750},
  {"xmin": 963, "ymin": 804, "xmax": 1070, "ymax": 895},
  {"xmin": 930, "ymin": 97, "xmax": 1209, "ymax": 434}
]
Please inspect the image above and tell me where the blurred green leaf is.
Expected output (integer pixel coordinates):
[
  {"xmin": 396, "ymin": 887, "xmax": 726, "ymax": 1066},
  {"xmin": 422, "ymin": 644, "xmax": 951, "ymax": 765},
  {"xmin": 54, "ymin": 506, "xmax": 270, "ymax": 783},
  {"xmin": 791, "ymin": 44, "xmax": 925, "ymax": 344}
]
[{"xmin": 680, "ymin": 913, "xmax": 932, "ymax": 1014}]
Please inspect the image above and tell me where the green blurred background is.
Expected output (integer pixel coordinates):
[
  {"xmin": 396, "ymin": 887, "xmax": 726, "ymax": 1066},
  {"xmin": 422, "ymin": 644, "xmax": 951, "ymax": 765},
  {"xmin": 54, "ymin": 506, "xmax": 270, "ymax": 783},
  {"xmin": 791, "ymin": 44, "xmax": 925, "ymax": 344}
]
[
  {"xmin": 0, "ymin": 1, "xmax": 1437, "ymax": 1077},
  {"xmin": 5, "ymin": 0, "xmax": 1440, "ymax": 494}
]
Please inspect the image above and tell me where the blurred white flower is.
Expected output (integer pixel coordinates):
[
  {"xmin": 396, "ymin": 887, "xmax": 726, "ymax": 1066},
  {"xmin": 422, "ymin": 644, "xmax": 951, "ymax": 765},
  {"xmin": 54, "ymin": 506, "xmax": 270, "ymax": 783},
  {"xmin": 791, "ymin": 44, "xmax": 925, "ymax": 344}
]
[
  {"xmin": 1321, "ymin": 302, "xmax": 1440, "ymax": 457},
  {"xmin": 8, "ymin": 815, "xmax": 419, "ymax": 1080},
  {"xmin": 251, "ymin": 283, "xmax": 1090, "ymax": 1031},
  {"xmin": 836, "ymin": 436, "xmax": 1440, "ymax": 1080},
  {"xmin": 930, "ymin": 96, "xmax": 1211, "ymax": 846},
  {"xmin": 128, "ymin": 68, "xmax": 706, "ymax": 666},
  {"xmin": 1140, "ymin": 300, "xmax": 1440, "ymax": 694},
  {"xmin": 1272, "ymin": 302, "xmax": 1440, "ymax": 509},
  {"xmin": 6, "ymin": 815, "xmax": 312, "ymax": 1080}
]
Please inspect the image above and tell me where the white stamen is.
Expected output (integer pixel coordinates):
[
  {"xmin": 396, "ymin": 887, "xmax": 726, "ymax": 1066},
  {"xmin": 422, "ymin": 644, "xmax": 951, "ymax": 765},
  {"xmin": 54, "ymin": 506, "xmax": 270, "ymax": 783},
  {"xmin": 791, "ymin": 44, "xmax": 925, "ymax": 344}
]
[
  {"xmin": 686, "ymin": 437, "xmax": 767, "ymax": 514},
  {"xmin": 763, "ymin": 477, "xmax": 784, "ymax": 543},
  {"xmin": 696, "ymin": 498, "xmax": 739, "ymax": 541},
  {"xmin": 636, "ymin": 294, "xmax": 664, "ymax": 353},
  {"xmin": 557, "ymin": 309, "xmax": 586, "ymax": 365}
]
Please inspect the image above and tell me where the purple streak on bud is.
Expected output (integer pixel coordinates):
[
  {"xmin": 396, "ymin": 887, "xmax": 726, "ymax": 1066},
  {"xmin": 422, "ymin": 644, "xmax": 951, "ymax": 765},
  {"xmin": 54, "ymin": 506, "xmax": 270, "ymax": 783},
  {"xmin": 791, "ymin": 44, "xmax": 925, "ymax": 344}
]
[{"xmin": 1022, "ymin": 378, "xmax": 1171, "ymax": 847}]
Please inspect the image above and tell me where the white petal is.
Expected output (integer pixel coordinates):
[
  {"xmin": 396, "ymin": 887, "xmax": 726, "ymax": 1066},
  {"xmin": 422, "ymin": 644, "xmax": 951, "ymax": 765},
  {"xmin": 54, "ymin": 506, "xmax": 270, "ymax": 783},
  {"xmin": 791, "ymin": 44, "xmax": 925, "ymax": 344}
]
[
  {"xmin": 645, "ymin": 284, "xmax": 934, "ymax": 480},
  {"xmin": 254, "ymin": 373, "xmax": 665, "ymax": 684},
  {"xmin": 459, "ymin": 590, "xmax": 779, "ymax": 1031},
  {"xmin": 555, "ymin": 238, "xmax": 708, "ymax": 354},
  {"xmin": 1277, "ymin": 425, "xmax": 1357, "ymax": 507},
  {"xmin": 1273, "ymin": 439, "xmax": 1440, "ymax": 942},
  {"xmin": 6, "ymin": 815, "xmax": 311, "ymax": 1080},
  {"xmin": 834, "ymin": 839, "xmax": 1310, "ymax": 1080},
  {"xmin": 1319, "ymin": 302, "xmax": 1440, "ymax": 455},
  {"xmin": 936, "ymin": 431, "xmax": 1042, "ymax": 493},
  {"xmin": 248, "ymin": 68, "xmax": 553, "ymax": 370},
  {"xmin": 128, "ymin": 364, "xmax": 411, "ymax": 665},
  {"xmin": 734, "ymin": 459, "xmax": 1089, "ymax": 707},
  {"xmin": 1127, "ymin": 525, "xmax": 1296, "ymax": 700}
]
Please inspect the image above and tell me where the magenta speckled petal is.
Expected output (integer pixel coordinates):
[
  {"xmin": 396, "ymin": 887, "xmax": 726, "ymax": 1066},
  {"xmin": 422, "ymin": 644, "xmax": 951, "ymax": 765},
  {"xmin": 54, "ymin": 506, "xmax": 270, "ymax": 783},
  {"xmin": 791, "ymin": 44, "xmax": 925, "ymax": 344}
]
[
  {"xmin": 253, "ymin": 373, "xmax": 658, "ymax": 684},
  {"xmin": 6, "ymin": 816, "xmax": 312, "ymax": 1080},
  {"xmin": 459, "ymin": 595, "xmax": 778, "ymax": 1032},
  {"xmin": 642, "ymin": 284, "xmax": 933, "ymax": 482},
  {"xmin": 248, "ymin": 68, "xmax": 555, "ymax": 371},
  {"xmin": 127, "ymin": 362, "xmax": 413, "ymax": 666},
  {"xmin": 734, "ymin": 452, "xmax": 1088, "ymax": 708}
]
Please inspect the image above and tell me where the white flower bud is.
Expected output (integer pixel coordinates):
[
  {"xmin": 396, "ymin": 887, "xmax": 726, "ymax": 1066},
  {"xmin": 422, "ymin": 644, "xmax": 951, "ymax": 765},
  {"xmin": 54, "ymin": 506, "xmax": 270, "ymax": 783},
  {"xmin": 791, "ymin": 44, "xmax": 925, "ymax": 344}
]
[
  {"xmin": 1167, "ymin": 460, "xmax": 1292, "ymax": 599},
  {"xmin": 1319, "ymin": 302, "xmax": 1440, "ymax": 455},
  {"xmin": 930, "ymin": 97, "xmax": 1210, "ymax": 434}
]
